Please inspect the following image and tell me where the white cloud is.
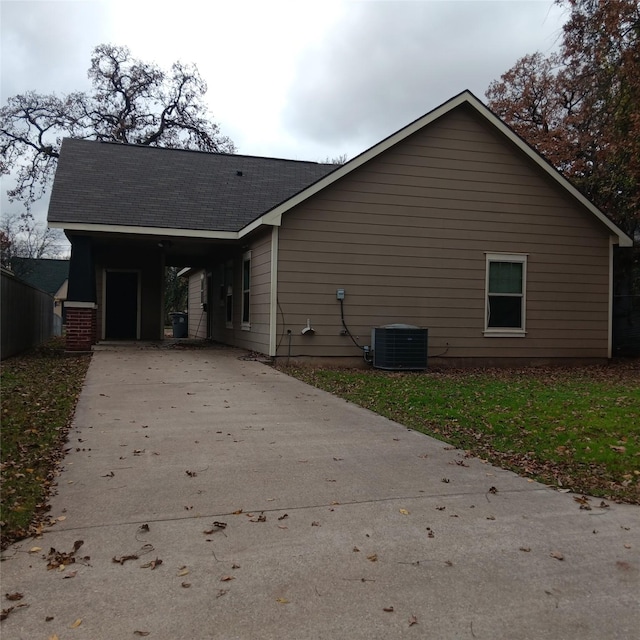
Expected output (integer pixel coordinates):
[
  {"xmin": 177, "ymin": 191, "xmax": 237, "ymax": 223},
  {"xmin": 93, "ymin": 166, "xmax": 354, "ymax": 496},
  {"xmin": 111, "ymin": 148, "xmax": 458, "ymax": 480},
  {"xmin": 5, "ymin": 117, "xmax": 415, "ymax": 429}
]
[
  {"xmin": 1, "ymin": 0, "xmax": 566, "ymax": 224},
  {"xmin": 283, "ymin": 1, "xmax": 565, "ymax": 156}
]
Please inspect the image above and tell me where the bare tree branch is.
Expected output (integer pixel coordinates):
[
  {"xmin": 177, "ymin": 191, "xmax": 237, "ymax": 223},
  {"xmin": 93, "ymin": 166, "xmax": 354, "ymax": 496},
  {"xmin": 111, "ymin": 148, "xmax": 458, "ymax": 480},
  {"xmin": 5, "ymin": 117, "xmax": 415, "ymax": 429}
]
[{"xmin": 0, "ymin": 44, "xmax": 235, "ymax": 212}]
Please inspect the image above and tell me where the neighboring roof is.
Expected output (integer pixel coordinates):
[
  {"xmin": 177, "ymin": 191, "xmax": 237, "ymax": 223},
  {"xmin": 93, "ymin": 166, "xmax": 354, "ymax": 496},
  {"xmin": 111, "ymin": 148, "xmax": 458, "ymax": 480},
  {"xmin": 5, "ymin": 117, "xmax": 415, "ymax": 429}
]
[
  {"xmin": 246, "ymin": 90, "xmax": 632, "ymax": 247},
  {"xmin": 48, "ymin": 140, "xmax": 338, "ymax": 234},
  {"xmin": 10, "ymin": 258, "xmax": 69, "ymax": 295}
]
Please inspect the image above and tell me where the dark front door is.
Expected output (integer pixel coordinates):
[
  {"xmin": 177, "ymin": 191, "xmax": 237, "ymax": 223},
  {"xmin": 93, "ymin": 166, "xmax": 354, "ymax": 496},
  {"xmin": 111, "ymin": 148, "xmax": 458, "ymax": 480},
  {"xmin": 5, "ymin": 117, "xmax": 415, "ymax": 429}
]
[{"xmin": 105, "ymin": 271, "xmax": 138, "ymax": 339}]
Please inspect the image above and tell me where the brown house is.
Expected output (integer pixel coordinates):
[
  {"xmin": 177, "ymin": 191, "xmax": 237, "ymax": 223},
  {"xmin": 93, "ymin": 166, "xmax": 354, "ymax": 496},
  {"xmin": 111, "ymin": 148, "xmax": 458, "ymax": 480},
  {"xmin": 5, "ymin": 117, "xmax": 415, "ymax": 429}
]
[{"xmin": 48, "ymin": 91, "xmax": 632, "ymax": 365}]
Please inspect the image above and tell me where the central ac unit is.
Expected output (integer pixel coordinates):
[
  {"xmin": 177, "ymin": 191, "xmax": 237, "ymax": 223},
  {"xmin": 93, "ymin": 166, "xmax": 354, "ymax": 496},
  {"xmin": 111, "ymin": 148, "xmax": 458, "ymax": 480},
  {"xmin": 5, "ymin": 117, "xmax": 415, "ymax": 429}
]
[{"xmin": 371, "ymin": 324, "xmax": 428, "ymax": 371}]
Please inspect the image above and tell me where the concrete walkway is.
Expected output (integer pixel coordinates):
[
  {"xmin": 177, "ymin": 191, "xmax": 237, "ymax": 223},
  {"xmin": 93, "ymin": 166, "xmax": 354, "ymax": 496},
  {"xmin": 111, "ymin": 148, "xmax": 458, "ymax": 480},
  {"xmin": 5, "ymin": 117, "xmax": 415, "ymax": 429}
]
[{"xmin": 1, "ymin": 346, "xmax": 638, "ymax": 639}]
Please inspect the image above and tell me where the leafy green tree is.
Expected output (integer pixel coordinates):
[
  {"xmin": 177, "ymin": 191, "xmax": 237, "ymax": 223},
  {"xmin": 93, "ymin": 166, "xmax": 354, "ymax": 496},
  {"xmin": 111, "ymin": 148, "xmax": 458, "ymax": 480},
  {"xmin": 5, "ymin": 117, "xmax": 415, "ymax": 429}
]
[{"xmin": 164, "ymin": 266, "xmax": 188, "ymax": 321}]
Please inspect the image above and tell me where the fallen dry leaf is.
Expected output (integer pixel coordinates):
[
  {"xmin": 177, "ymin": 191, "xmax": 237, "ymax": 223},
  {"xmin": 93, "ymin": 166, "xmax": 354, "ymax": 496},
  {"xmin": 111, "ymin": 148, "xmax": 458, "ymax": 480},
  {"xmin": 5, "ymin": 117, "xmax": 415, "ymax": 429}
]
[
  {"xmin": 278, "ymin": 514, "xmax": 289, "ymax": 521},
  {"xmin": 177, "ymin": 569, "xmax": 189, "ymax": 577},
  {"xmin": 311, "ymin": 521, "xmax": 320, "ymax": 527},
  {"xmin": 232, "ymin": 509, "xmax": 243, "ymax": 515},
  {"xmin": 5, "ymin": 592, "xmax": 23, "ymax": 601},
  {"xmin": 62, "ymin": 571, "xmax": 78, "ymax": 579},
  {"xmin": 47, "ymin": 541, "xmax": 84, "ymax": 570},
  {"xmin": 550, "ymin": 551, "xmax": 564, "ymax": 561},
  {"xmin": 181, "ymin": 582, "xmax": 191, "ymax": 588},
  {"xmin": 220, "ymin": 575, "xmax": 234, "ymax": 582},
  {"xmin": 134, "ymin": 632, "xmax": 151, "ymax": 637},
  {"xmin": 140, "ymin": 558, "xmax": 162, "ymax": 570},
  {"xmin": 216, "ymin": 589, "xmax": 228, "ymax": 598},
  {"xmin": 383, "ymin": 606, "xmax": 394, "ymax": 612},
  {"xmin": 519, "ymin": 547, "xmax": 531, "ymax": 553},
  {"xmin": 29, "ymin": 546, "xmax": 42, "ymax": 553},
  {"xmin": 249, "ymin": 513, "xmax": 266, "ymax": 523},
  {"xmin": 113, "ymin": 554, "xmax": 138, "ymax": 565},
  {"xmin": 409, "ymin": 614, "xmax": 418, "ymax": 626},
  {"xmin": 399, "ymin": 509, "xmax": 410, "ymax": 515},
  {"xmin": 70, "ymin": 618, "xmax": 82, "ymax": 628},
  {"xmin": 1, "ymin": 603, "xmax": 29, "ymax": 621},
  {"xmin": 367, "ymin": 554, "xmax": 378, "ymax": 562},
  {"xmin": 232, "ymin": 563, "xmax": 241, "ymax": 569},
  {"xmin": 276, "ymin": 597, "xmax": 289, "ymax": 604}
]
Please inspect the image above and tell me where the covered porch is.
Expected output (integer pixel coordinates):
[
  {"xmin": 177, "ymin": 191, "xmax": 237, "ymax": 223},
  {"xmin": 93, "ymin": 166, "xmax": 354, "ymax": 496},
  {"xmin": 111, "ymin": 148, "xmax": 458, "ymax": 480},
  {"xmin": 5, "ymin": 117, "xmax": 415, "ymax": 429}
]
[{"xmin": 63, "ymin": 230, "xmax": 241, "ymax": 350}]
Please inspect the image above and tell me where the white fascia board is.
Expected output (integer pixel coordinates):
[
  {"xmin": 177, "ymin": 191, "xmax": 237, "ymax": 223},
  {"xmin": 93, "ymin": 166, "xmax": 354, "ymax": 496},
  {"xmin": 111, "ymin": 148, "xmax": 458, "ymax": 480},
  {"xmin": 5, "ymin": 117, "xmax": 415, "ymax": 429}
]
[
  {"xmin": 49, "ymin": 221, "xmax": 239, "ymax": 241},
  {"xmin": 239, "ymin": 90, "xmax": 633, "ymax": 247},
  {"xmin": 177, "ymin": 267, "xmax": 192, "ymax": 278},
  {"xmin": 239, "ymin": 216, "xmax": 277, "ymax": 238}
]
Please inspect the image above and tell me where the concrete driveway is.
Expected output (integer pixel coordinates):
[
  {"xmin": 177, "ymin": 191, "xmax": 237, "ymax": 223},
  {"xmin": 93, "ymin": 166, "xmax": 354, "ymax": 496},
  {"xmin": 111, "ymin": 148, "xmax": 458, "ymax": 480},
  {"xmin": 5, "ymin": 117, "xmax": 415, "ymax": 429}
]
[{"xmin": 1, "ymin": 346, "xmax": 638, "ymax": 639}]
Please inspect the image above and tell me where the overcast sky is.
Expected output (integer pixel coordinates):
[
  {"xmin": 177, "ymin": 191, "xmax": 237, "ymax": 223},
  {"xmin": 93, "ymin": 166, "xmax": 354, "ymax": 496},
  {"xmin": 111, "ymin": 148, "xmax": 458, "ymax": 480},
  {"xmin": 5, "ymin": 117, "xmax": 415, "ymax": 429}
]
[{"xmin": 1, "ymin": 0, "xmax": 567, "ymax": 229}]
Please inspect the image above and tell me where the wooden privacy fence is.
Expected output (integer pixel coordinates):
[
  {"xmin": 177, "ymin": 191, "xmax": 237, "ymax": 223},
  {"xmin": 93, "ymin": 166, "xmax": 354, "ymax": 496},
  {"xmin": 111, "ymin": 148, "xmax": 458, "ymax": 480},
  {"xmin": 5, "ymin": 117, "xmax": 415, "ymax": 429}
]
[{"xmin": 1, "ymin": 268, "xmax": 54, "ymax": 360}]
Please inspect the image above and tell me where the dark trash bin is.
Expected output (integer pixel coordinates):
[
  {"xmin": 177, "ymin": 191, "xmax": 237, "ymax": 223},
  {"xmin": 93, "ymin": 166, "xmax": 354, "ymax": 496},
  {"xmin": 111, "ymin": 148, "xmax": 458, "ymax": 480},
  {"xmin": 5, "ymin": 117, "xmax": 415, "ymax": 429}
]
[{"xmin": 170, "ymin": 312, "xmax": 188, "ymax": 338}]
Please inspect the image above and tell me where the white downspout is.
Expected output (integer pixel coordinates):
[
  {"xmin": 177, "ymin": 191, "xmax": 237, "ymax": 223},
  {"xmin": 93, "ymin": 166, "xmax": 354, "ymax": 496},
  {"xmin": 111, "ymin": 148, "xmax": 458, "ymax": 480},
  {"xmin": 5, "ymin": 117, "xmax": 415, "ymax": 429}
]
[
  {"xmin": 608, "ymin": 236, "xmax": 614, "ymax": 359},
  {"xmin": 269, "ymin": 226, "xmax": 279, "ymax": 357}
]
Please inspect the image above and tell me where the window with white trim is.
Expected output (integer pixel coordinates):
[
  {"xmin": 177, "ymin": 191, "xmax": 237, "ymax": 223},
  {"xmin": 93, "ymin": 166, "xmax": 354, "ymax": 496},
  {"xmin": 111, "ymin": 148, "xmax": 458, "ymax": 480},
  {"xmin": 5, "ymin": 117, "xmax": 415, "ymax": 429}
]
[
  {"xmin": 241, "ymin": 251, "xmax": 251, "ymax": 329},
  {"xmin": 484, "ymin": 253, "xmax": 527, "ymax": 336},
  {"xmin": 224, "ymin": 261, "xmax": 233, "ymax": 328},
  {"xmin": 200, "ymin": 272, "xmax": 206, "ymax": 308}
]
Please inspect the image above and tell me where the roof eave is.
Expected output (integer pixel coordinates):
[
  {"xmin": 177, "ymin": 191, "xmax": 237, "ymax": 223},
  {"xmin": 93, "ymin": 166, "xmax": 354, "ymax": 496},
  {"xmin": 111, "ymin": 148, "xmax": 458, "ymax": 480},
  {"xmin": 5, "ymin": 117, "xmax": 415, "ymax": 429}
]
[{"xmin": 49, "ymin": 221, "xmax": 239, "ymax": 241}]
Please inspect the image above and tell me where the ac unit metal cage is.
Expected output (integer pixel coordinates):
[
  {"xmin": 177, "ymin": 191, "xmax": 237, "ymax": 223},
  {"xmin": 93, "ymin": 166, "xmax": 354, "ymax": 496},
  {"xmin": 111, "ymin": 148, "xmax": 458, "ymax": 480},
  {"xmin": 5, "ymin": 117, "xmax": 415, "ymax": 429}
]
[{"xmin": 371, "ymin": 325, "xmax": 428, "ymax": 371}]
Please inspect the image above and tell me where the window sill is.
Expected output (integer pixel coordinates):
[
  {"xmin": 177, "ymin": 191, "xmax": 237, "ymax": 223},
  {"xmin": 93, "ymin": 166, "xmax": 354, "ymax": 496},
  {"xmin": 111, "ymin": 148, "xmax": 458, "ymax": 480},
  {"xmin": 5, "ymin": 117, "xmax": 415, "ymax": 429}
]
[
  {"xmin": 241, "ymin": 323, "xmax": 251, "ymax": 331},
  {"xmin": 483, "ymin": 330, "xmax": 527, "ymax": 338},
  {"xmin": 225, "ymin": 323, "xmax": 233, "ymax": 330}
]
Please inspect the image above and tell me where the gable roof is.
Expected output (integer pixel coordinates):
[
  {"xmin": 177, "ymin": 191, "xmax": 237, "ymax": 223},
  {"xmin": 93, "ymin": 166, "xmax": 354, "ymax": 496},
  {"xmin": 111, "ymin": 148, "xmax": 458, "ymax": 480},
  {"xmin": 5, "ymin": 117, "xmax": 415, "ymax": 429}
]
[
  {"xmin": 48, "ymin": 140, "xmax": 338, "ymax": 236},
  {"xmin": 244, "ymin": 90, "xmax": 632, "ymax": 246},
  {"xmin": 10, "ymin": 258, "xmax": 69, "ymax": 295},
  {"xmin": 48, "ymin": 91, "xmax": 632, "ymax": 247}
]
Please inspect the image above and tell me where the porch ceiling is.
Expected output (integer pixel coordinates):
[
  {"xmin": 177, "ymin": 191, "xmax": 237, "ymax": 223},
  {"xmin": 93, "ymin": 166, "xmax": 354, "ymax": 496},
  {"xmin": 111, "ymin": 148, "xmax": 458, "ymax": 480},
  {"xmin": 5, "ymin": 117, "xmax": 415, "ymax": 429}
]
[{"xmin": 68, "ymin": 230, "xmax": 241, "ymax": 268}]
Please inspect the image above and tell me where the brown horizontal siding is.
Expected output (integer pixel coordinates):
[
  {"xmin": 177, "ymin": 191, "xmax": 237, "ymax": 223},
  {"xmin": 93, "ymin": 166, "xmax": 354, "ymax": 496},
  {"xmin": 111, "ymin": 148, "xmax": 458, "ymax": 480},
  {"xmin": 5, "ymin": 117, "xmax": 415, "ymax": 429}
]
[
  {"xmin": 225, "ymin": 230, "xmax": 271, "ymax": 353},
  {"xmin": 276, "ymin": 104, "xmax": 611, "ymax": 361}
]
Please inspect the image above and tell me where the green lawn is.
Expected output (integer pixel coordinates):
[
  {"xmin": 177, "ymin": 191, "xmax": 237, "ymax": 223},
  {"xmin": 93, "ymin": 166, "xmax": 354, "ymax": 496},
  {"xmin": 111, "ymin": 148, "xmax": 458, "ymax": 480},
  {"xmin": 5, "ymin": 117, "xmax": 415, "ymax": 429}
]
[
  {"xmin": 285, "ymin": 364, "xmax": 640, "ymax": 503},
  {"xmin": 1, "ymin": 338, "xmax": 91, "ymax": 549}
]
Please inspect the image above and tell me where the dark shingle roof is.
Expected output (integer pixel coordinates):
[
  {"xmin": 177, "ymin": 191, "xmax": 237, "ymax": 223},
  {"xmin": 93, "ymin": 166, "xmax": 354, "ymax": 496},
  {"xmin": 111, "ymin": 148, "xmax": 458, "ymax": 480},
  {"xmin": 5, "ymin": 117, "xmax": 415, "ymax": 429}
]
[
  {"xmin": 11, "ymin": 258, "xmax": 69, "ymax": 295},
  {"xmin": 48, "ymin": 139, "xmax": 338, "ymax": 233}
]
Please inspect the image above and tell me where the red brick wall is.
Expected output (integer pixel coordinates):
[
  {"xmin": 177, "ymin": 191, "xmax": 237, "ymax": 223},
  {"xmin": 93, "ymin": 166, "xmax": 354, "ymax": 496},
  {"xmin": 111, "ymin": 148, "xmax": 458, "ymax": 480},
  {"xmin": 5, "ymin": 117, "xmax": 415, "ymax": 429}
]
[{"xmin": 65, "ymin": 307, "xmax": 97, "ymax": 351}]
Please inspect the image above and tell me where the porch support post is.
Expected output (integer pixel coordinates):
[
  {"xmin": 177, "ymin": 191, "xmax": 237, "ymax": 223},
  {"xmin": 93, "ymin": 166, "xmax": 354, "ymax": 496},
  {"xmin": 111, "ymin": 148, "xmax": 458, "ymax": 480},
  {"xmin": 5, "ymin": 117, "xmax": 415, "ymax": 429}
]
[{"xmin": 65, "ymin": 235, "xmax": 97, "ymax": 351}]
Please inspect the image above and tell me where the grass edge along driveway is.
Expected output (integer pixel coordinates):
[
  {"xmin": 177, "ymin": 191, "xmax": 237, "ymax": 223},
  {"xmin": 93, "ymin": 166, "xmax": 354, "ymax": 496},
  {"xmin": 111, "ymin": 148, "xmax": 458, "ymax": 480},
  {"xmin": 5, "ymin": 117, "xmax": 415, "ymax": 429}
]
[
  {"xmin": 284, "ymin": 363, "xmax": 640, "ymax": 504},
  {"xmin": 1, "ymin": 338, "xmax": 91, "ymax": 550}
]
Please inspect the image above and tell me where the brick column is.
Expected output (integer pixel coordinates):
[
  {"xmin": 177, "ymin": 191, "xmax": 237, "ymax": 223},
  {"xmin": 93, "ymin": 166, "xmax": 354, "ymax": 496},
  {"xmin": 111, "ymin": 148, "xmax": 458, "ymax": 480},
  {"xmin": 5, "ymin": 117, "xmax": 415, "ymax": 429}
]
[{"xmin": 65, "ymin": 304, "xmax": 97, "ymax": 351}]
